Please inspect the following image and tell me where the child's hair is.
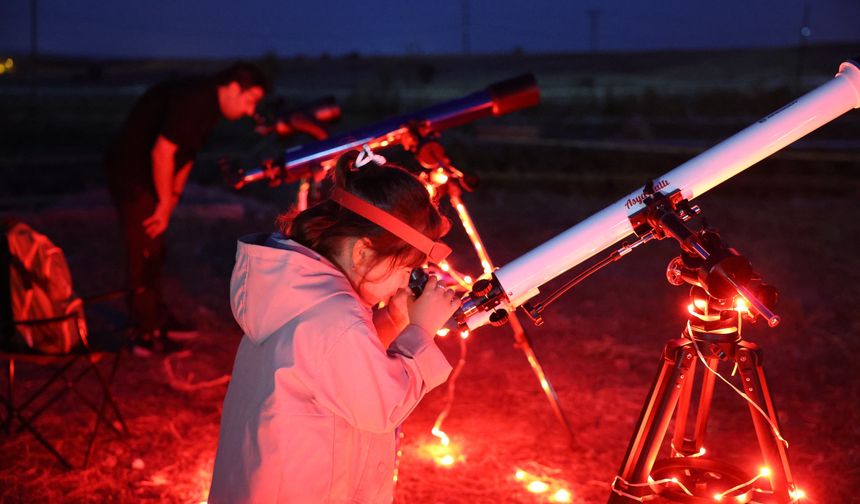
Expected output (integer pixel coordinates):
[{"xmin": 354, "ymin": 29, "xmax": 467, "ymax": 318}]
[{"xmin": 277, "ymin": 152, "xmax": 449, "ymax": 273}]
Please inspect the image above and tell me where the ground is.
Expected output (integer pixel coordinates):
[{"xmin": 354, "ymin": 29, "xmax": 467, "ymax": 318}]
[
  {"xmin": 1, "ymin": 174, "xmax": 858, "ymax": 503},
  {"xmin": 1, "ymin": 48, "xmax": 858, "ymax": 503}
]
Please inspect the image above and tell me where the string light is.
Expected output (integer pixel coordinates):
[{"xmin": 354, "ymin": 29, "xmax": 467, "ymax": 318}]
[
  {"xmin": 710, "ymin": 467, "xmax": 774, "ymax": 501},
  {"xmin": 515, "ymin": 468, "xmax": 573, "ymax": 502},
  {"xmin": 419, "ymin": 167, "xmax": 573, "ymax": 503}
]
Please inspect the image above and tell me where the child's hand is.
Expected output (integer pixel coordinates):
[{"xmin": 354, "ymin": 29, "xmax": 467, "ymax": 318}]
[
  {"xmin": 407, "ymin": 276, "xmax": 461, "ymax": 336},
  {"xmin": 386, "ymin": 288, "xmax": 410, "ymax": 331}
]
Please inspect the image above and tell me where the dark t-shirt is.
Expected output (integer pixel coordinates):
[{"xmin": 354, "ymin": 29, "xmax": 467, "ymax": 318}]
[{"xmin": 105, "ymin": 77, "xmax": 222, "ymax": 196}]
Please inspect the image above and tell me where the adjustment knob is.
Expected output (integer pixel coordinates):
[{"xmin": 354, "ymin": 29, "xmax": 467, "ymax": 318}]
[
  {"xmin": 471, "ymin": 279, "xmax": 493, "ymax": 297},
  {"xmin": 666, "ymin": 256, "xmax": 685, "ymax": 286},
  {"xmin": 489, "ymin": 309, "xmax": 509, "ymax": 327}
]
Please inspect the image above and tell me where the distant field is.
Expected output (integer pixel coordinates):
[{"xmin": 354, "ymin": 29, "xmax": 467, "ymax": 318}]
[{"xmin": 1, "ymin": 43, "xmax": 858, "ymax": 205}]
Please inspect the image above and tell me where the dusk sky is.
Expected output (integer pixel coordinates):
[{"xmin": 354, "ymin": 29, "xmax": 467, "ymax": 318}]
[{"xmin": 1, "ymin": 0, "xmax": 859, "ymax": 58}]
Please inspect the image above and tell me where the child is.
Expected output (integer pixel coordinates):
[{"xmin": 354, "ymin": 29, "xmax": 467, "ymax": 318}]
[{"xmin": 209, "ymin": 152, "xmax": 460, "ymax": 503}]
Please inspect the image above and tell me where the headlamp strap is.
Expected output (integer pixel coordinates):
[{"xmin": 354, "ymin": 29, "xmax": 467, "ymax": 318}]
[{"xmin": 330, "ymin": 187, "xmax": 451, "ymax": 263}]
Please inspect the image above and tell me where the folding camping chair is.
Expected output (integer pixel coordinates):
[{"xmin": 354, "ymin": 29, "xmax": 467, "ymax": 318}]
[{"xmin": 0, "ymin": 219, "xmax": 130, "ymax": 469}]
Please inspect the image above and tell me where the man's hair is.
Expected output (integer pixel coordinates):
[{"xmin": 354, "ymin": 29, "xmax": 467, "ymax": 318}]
[{"xmin": 215, "ymin": 62, "xmax": 271, "ymax": 93}]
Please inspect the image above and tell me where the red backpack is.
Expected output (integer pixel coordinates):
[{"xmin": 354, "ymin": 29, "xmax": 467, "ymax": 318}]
[{"xmin": 5, "ymin": 220, "xmax": 85, "ymax": 354}]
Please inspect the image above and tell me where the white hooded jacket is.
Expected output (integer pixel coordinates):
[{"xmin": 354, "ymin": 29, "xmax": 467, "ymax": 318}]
[{"xmin": 208, "ymin": 233, "xmax": 452, "ymax": 504}]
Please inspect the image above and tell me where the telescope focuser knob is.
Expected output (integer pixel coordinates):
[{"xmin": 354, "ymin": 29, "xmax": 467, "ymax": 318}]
[
  {"xmin": 471, "ymin": 279, "xmax": 493, "ymax": 297},
  {"xmin": 666, "ymin": 256, "xmax": 686, "ymax": 286},
  {"xmin": 489, "ymin": 309, "xmax": 509, "ymax": 327}
]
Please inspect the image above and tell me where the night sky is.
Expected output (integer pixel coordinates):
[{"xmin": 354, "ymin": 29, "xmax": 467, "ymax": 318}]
[{"xmin": 1, "ymin": 0, "xmax": 859, "ymax": 58}]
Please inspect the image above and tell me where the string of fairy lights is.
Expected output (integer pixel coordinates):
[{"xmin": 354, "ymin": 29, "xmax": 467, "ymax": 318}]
[
  {"xmin": 415, "ymin": 169, "xmax": 576, "ymax": 502},
  {"xmin": 609, "ymin": 299, "xmax": 806, "ymax": 502},
  {"xmin": 414, "ymin": 166, "xmax": 807, "ymax": 502}
]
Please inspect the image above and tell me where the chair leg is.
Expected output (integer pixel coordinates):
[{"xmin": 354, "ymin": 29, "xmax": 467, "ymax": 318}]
[
  {"xmin": 83, "ymin": 352, "xmax": 129, "ymax": 468},
  {"xmin": 16, "ymin": 357, "xmax": 83, "ymax": 433},
  {"xmin": 2, "ymin": 353, "xmax": 130, "ymax": 470},
  {"xmin": 2, "ymin": 357, "xmax": 75, "ymax": 469},
  {"xmin": 13, "ymin": 408, "xmax": 74, "ymax": 469}
]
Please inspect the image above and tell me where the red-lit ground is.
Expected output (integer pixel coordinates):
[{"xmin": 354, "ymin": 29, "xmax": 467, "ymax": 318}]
[{"xmin": 1, "ymin": 174, "xmax": 857, "ymax": 503}]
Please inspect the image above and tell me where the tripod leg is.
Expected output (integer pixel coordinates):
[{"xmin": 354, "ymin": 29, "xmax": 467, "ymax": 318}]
[
  {"xmin": 609, "ymin": 338, "xmax": 696, "ymax": 503},
  {"xmin": 508, "ymin": 311, "xmax": 577, "ymax": 445},
  {"xmin": 736, "ymin": 343, "xmax": 794, "ymax": 501},
  {"xmin": 447, "ymin": 191, "xmax": 576, "ymax": 443},
  {"xmin": 671, "ymin": 354, "xmax": 719, "ymax": 456}
]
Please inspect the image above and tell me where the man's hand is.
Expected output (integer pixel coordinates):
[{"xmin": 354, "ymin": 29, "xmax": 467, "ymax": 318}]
[{"xmin": 142, "ymin": 198, "xmax": 176, "ymax": 238}]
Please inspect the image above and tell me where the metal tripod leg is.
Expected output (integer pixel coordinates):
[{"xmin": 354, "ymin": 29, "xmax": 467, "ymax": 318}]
[
  {"xmin": 609, "ymin": 338, "xmax": 696, "ymax": 503},
  {"xmin": 736, "ymin": 342, "xmax": 794, "ymax": 501},
  {"xmin": 448, "ymin": 190, "xmax": 576, "ymax": 442},
  {"xmin": 508, "ymin": 310, "xmax": 577, "ymax": 444},
  {"xmin": 671, "ymin": 353, "xmax": 719, "ymax": 456}
]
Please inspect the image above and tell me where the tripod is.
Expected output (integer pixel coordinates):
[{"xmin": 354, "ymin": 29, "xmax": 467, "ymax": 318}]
[
  {"xmin": 608, "ymin": 193, "xmax": 800, "ymax": 503},
  {"xmin": 608, "ymin": 285, "xmax": 799, "ymax": 502},
  {"xmin": 413, "ymin": 140, "xmax": 576, "ymax": 445}
]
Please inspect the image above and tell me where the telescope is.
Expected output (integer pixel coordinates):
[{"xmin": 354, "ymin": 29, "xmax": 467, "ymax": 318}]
[
  {"xmin": 253, "ymin": 95, "xmax": 341, "ymax": 140},
  {"xmin": 231, "ymin": 74, "xmax": 539, "ymax": 189},
  {"xmin": 456, "ymin": 58, "xmax": 860, "ymax": 331}
]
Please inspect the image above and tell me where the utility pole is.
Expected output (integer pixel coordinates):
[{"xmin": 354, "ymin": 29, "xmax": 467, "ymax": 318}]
[
  {"xmin": 587, "ymin": 8, "xmax": 601, "ymax": 52},
  {"xmin": 461, "ymin": 0, "xmax": 471, "ymax": 55}
]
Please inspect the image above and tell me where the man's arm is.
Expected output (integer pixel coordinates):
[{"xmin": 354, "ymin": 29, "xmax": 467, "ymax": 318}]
[
  {"xmin": 172, "ymin": 159, "xmax": 193, "ymax": 197},
  {"xmin": 143, "ymin": 135, "xmax": 184, "ymax": 238}
]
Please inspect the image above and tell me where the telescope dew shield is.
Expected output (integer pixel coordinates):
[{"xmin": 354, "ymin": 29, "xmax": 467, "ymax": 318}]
[{"xmin": 463, "ymin": 59, "xmax": 860, "ymax": 331}]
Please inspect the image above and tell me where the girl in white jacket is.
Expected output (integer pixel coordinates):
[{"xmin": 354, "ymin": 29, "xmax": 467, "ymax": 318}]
[{"xmin": 209, "ymin": 151, "xmax": 459, "ymax": 503}]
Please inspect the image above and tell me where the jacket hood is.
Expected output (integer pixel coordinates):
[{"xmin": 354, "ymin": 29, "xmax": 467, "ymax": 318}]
[{"xmin": 230, "ymin": 233, "xmax": 367, "ymax": 344}]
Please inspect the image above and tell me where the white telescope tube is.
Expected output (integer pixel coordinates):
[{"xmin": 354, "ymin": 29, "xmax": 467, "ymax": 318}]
[{"xmin": 467, "ymin": 60, "xmax": 860, "ymax": 330}]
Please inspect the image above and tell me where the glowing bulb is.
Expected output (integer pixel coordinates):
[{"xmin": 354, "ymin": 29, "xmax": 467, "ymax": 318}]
[
  {"xmin": 439, "ymin": 455, "xmax": 454, "ymax": 466},
  {"xmin": 735, "ymin": 298, "xmax": 748, "ymax": 312},
  {"xmin": 714, "ymin": 494, "xmax": 723, "ymax": 501},
  {"xmin": 693, "ymin": 298, "xmax": 707, "ymax": 310},
  {"xmin": 759, "ymin": 467, "xmax": 771, "ymax": 478},
  {"xmin": 459, "ymin": 330, "xmax": 470, "ymax": 339},
  {"xmin": 4, "ymin": 58, "xmax": 13, "ymax": 69},
  {"xmin": 515, "ymin": 470, "xmax": 526, "ymax": 480},
  {"xmin": 426, "ymin": 184, "xmax": 436, "ymax": 197},
  {"xmin": 527, "ymin": 481, "xmax": 549, "ymax": 493},
  {"xmin": 440, "ymin": 262, "xmax": 450, "ymax": 272},
  {"xmin": 380, "ymin": 140, "xmax": 390, "ymax": 147},
  {"xmin": 436, "ymin": 328, "xmax": 450, "ymax": 337},
  {"xmin": 431, "ymin": 171, "xmax": 449, "ymax": 185},
  {"xmin": 463, "ymin": 275, "xmax": 473, "ymax": 284},
  {"xmin": 551, "ymin": 489, "xmax": 572, "ymax": 502}
]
